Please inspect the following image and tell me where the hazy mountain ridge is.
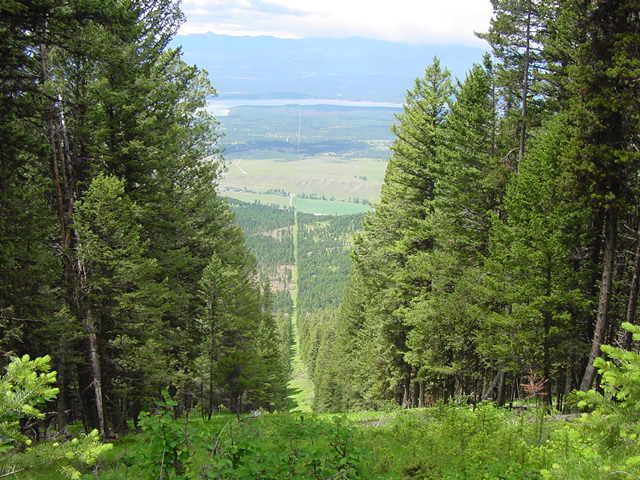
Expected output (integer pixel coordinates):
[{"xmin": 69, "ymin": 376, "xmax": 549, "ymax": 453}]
[{"xmin": 173, "ymin": 33, "xmax": 487, "ymax": 102}]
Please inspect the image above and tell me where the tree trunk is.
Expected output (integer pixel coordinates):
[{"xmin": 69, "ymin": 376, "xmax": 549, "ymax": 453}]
[
  {"xmin": 207, "ymin": 296, "xmax": 218, "ymax": 420},
  {"xmin": 77, "ymin": 364, "xmax": 98, "ymax": 431},
  {"xmin": 543, "ymin": 254, "xmax": 552, "ymax": 403},
  {"xmin": 41, "ymin": 42, "xmax": 106, "ymax": 437},
  {"xmin": 581, "ymin": 207, "xmax": 618, "ymax": 390},
  {"xmin": 496, "ymin": 370, "xmax": 506, "ymax": 406},
  {"xmin": 482, "ymin": 369, "xmax": 504, "ymax": 401},
  {"xmin": 55, "ymin": 355, "xmax": 68, "ymax": 430},
  {"xmin": 623, "ymin": 220, "xmax": 640, "ymax": 349},
  {"xmin": 84, "ymin": 307, "xmax": 106, "ymax": 436}
]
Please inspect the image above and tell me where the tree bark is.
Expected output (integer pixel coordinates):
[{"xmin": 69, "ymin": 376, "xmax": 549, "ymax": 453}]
[
  {"xmin": 41, "ymin": 42, "xmax": 106, "ymax": 437},
  {"xmin": 581, "ymin": 207, "xmax": 618, "ymax": 390},
  {"xmin": 623, "ymin": 220, "xmax": 640, "ymax": 349},
  {"xmin": 84, "ymin": 306, "xmax": 106, "ymax": 436},
  {"xmin": 543, "ymin": 253, "xmax": 552, "ymax": 403},
  {"xmin": 482, "ymin": 369, "xmax": 505, "ymax": 402},
  {"xmin": 496, "ymin": 370, "xmax": 506, "ymax": 406}
]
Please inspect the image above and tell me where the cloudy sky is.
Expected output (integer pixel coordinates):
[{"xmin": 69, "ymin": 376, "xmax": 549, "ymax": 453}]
[{"xmin": 179, "ymin": 0, "xmax": 493, "ymax": 46}]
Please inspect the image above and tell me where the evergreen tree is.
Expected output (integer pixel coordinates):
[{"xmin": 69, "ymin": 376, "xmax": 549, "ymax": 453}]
[
  {"xmin": 478, "ymin": 115, "xmax": 589, "ymax": 400},
  {"xmin": 334, "ymin": 59, "xmax": 453, "ymax": 407},
  {"xmin": 547, "ymin": 0, "xmax": 640, "ymax": 390}
]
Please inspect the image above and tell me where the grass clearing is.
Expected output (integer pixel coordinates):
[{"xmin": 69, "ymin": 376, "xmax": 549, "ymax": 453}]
[
  {"xmin": 222, "ymin": 191, "xmax": 291, "ymax": 208},
  {"xmin": 295, "ymin": 197, "xmax": 370, "ymax": 215}
]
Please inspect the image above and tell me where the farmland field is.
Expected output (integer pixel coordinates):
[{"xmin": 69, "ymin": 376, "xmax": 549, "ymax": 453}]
[
  {"xmin": 222, "ymin": 155, "xmax": 385, "ymax": 202},
  {"xmin": 217, "ymin": 102, "xmax": 397, "ymax": 210},
  {"xmin": 224, "ymin": 191, "xmax": 371, "ymax": 215}
]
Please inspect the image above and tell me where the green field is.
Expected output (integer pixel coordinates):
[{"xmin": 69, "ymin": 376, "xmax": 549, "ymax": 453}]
[
  {"xmin": 218, "ymin": 104, "xmax": 394, "ymax": 207},
  {"xmin": 222, "ymin": 155, "xmax": 386, "ymax": 203},
  {"xmin": 223, "ymin": 191, "xmax": 292, "ymax": 208},
  {"xmin": 224, "ymin": 192, "xmax": 371, "ymax": 215}
]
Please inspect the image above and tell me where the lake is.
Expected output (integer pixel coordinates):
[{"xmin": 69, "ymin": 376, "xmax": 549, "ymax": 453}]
[{"xmin": 207, "ymin": 98, "xmax": 402, "ymax": 116}]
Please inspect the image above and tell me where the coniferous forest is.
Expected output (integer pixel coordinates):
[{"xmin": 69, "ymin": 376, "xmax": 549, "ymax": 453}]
[
  {"xmin": 309, "ymin": 0, "xmax": 640, "ymax": 412},
  {"xmin": 3, "ymin": 0, "xmax": 640, "ymax": 479},
  {"xmin": 1, "ymin": 0, "xmax": 290, "ymax": 452}
]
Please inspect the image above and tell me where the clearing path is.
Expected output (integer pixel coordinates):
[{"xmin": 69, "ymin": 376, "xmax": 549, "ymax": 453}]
[{"xmin": 287, "ymin": 209, "xmax": 315, "ymax": 411}]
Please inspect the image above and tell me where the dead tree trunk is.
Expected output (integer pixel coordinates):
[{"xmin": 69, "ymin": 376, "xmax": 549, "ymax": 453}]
[
  {"xmin": 581, "ymin": 207, "xmax": 618, "ymax": 390},
  {"xmin": 41, "ymin": 43, "xmax": 106, "ymax": 437},
  {"xmin": 623, "ymin": 220, "xmax": 640, "ymax": 349}
]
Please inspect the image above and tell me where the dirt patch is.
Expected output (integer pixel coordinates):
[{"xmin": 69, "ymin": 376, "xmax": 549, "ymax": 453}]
[
  {"xmin": 255, "ymin": 225, "xmax": 293, "ymax": 240},
  {"xmin": 267, "ymin": 264, "xmax": 294, "ymax": 292}
]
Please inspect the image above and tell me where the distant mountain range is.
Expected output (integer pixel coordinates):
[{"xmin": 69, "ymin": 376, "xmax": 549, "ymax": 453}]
[{"xmin": 173, "ymin": 34, "xmax": 488, "ymax": 102}]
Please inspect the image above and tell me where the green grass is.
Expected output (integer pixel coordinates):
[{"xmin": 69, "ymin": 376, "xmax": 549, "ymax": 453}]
[
  {"xmin": 222, "ymin": 155, "xmax": 387, "ymax": 203},
  {"xmin": 223, "ymin": 191, "xmax": 292, "ymax": 208},
  {"xmin": 288, "ymin": 340, "xmax": 315, "ymax": 412},
  {"xmin": 12, "ymin": 403, "xmax": 640, "ymax": 479},
  {"xmin": 294, "ymin": 197, "xmax": 370, "ymax": 215}
]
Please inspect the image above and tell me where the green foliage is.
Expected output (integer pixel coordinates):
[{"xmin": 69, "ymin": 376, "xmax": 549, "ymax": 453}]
[
  {"xmin": 202, "ymin": 415, "xmax": 362, "ymax": 480},
  {"xmin": 11, "ymin": 430, "xmax": 111, "ymax": 480},
  {"xmin": 137, "ymin": 392, "xmax": 191, "ymax": 479},
  {"xmin": 535, "ymin": 324, "xmax": 640, "ymax": 479},
  {"xmin": 297, "ymin": 213, "xmax": 363, "ymax": 315},
  {"xmin": 229, "ymin": 199, "xmax": 295, "ymax": 312},
  {"xmin": 577, "ymin": 323, "xmax": 640, "ymax": 442},
  {"xmin": 0, "ymin": 356, "xmax": 111, "ymax": 479},
  {"xmin": 477, "ymin": 114, "xmax": 590, "ymax": 378},
  {"xmin": 362, "ymin": 404, "xmax": 540, "ymax": 479},
  {"xmin": 83, "ymin": 403, "xmax": 640, "ymax": 480},
  {"xmin": 97, "ymin": 413, "xmax": 362, "ymax": 480},
  {"xmin": 0, "ymin": 355, "xmax": 57, "ymax": 451}
]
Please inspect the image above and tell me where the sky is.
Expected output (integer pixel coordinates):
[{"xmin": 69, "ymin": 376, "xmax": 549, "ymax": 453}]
[{"xmin": 179, "ymin": 0, "xmax": 493, "ymax": 47}]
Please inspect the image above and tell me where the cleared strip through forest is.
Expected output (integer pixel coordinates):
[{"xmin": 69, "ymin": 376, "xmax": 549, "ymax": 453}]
[{"xmin": 287, "ymin": 209, "xmax": 315, "ymax": 411}]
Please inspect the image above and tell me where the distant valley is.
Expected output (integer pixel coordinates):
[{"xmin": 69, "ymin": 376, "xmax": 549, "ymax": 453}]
[
  {"xmin": 215, "ymin": 102, "xmax": 399, "ymax": 213},
  {"xmin": 172, "ymin": 34, "xmax": 486, "ymax": 215}
]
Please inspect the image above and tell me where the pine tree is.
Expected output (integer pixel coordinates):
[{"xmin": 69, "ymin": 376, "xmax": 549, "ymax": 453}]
[
  {"xmin": 546, "ymin": 0, "xmax": 640, "ymax": 390},
  {"xmin": 334, "ymin": 59, "xmax": 453, "ymax": 407},
  {"xmin": 478, "ymin": 115, "xmax": 589, "ymax": 399}
]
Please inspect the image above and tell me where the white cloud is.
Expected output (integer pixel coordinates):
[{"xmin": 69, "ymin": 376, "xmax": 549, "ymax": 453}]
[{"xmin": 178, "ymin": 0, "xmax": 493, "ymax": 46}]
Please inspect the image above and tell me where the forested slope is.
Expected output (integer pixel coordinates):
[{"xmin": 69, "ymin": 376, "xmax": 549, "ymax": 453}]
[
  {"xmin": 4, "ymin": 0, "xmax": 640, "ymax": 478},
  {"xmin": 297, "ymin": 214, "xmax": 364, "ymax": 315},
  {"xmin": 0, "ymin": 0, "xmax": 291, "ymax": 453},
  {"xmin": 309, "ymin": 0, "xmax": 640, "ymax": 412},
  {"xmin": 228, "ymin": 199, "xmax": 295, "ymax": 312}
]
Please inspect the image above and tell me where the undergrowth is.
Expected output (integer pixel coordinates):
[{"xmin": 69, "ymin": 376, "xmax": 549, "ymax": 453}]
[
  {"xmin": 12, "ymin": 326, "xmax": 640, "ymax": 480},
  {"xmin": 7, "ymin": 402, "xmax": 640, "ymax": 479}
]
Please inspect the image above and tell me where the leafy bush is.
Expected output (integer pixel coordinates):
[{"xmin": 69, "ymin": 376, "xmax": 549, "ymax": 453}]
[{"xmin": 137, "ymin": 392, "xmax": 192, "ymax": 479}]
